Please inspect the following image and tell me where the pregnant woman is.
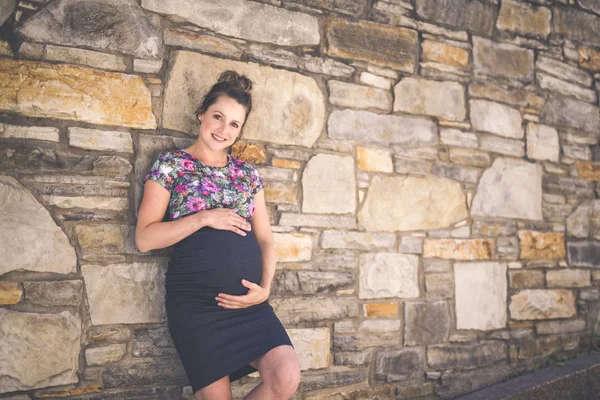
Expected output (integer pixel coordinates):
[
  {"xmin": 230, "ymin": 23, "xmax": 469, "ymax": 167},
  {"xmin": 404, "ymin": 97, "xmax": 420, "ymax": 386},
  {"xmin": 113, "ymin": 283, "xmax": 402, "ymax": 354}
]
[{"xmin": 135, "ymin": 71, "xmax": 300, "ymax": 400}]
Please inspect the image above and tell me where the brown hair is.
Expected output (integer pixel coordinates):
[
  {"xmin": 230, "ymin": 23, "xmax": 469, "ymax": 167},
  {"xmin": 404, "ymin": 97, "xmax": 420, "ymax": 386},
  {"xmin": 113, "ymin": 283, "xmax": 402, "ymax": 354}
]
[{"xmin": 195, "ymin": 70, "xmax": 253, "ymax": 123}]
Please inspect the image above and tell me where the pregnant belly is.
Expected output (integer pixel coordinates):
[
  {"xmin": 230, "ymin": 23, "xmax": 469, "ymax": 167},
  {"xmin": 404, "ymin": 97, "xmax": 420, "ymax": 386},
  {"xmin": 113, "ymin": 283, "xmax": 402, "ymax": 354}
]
[{"xmin": 166, "ymin": 227, "xmax": 263, "ymax": 304}]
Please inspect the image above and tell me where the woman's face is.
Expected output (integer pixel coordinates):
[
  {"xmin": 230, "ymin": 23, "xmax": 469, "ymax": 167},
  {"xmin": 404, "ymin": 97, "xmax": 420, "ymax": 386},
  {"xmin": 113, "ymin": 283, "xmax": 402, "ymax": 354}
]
[{"xmin": 197, "ymin": 96, "xmax": 247, "ymax": 152}]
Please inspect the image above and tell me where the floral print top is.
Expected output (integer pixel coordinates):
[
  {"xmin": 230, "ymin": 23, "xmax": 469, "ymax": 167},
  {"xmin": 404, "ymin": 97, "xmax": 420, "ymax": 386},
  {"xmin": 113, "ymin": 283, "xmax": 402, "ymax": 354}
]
[{"xmin": 144, "ymin": 149, "xmax": 264, "ymax": 221}]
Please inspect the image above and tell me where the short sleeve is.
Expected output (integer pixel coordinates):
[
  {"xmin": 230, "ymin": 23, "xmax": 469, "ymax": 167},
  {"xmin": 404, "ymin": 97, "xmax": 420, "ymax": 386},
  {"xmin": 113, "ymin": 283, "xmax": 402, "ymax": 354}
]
[
  {"xmin": 144, "ymin": 153, "xmax": 177, "ymax": 192},
  {"xmin": 249, "ymin": 165, "xmax": 264, "ymax": 195}
]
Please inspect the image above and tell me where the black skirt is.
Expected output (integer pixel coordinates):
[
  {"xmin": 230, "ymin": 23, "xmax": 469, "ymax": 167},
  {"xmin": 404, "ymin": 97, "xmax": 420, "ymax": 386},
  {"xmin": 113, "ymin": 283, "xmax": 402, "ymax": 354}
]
[{"xmin": 165, "ymin": 227, "xmax": 292, "ymax": 392}]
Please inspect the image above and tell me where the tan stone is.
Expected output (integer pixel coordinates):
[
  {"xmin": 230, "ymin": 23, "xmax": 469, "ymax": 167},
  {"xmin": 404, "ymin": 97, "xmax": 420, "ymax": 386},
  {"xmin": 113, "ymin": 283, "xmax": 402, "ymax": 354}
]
[
  {"xmin": 364, "ymin": 302, "xmax": 399, "ymax": 318},
  {"xmin": 328, "ymin": 80, "xmax": 392, "ymax": 111},
  {"xmin": 422, "ymin": 40, "xmax": 469, "ymax": 68},
  {"xmin": 359, "ymin": 252, "xmax": 419, "ymax": 299},
  {"xmin": 264, "ymin": 183, "xmax": 297, "ymax": 204},
  {"xmin": 393, "ymin": 77, "xmax": 466, "ymax": 121},
  {"xmin": 271, "ymin": 297, "xmax": 359, "ymax": 324},
  {"xmin": 287, "ymin": 328, "xmax": 330, "ymax": 370},
  {"xmin": 68, "ymin": 127, "xmax": 133, "ymax": 153},
  {"xmin": 0, "ymin": 309, "xmax": 81, "ymax": 393},
  {"xmin": 163, "ymin": 51, "xmax": 325, "ymax": 147},
  {"xmin": 448, "ymin": 148, "xmax": 491, "ymax": 168},
  {"xmin": 536, "ymin": 319, "xmax": 586, "ymax": 335},
  {"xmin": 0, "ymin": 281, "xmax": 22, "ymax": 305},
  {"xmin": 35, "ymin": 386, "xmax": 101, "ymax": 398},
  {"xmin": 231, "ymin": 141, "xmax": 267, "ymax": 164},
  {"xmin": 45, "ymin": 45, "xmax": 127, "ymax": 71},
  {"xmin": 0, "ymin": 176, "xmax": 77, "ymax": 276},
  {"xmin": 273, "ymin": 232, "xmax": 313, "ymax": 262},
  {"xmin": 0, "ymin": 59, "xmax": 155, "ymax": 129},
  {"xmin": 423, "ymin": 239, "xmax": 494, "ymax": 260},
  {"xmin": 496, "ymin": 0, "xmax": 551, "ymax": 38},
  {"xmin": 0, "ymin": 124, "xmax": 59, "ymax": 142},
  {"xmin": 546, "ymin": 269, "xmax": 591, "ymax": 288},
  {"xmin": 509, "ymin": 270, "xmax": 544, "ymax": 289},
  {"xmin": 577, "ymin": 161, "xmax": 600, "ymax": 181},
  {"xmin": 325, "ymin": 17, "xmax": 418, "ymax": 72},
  {"xmin": 42, "ymin": 195, "xmax": 128, "ymax": 211},
  {"xmin": 356, "ymin": 147, "xmax": 393, "ymax": 172},
  {"xmin": 518, "ymin": 230, "xmax": 565, "ymax": 260},
  {"xmin": 358, "ymin": 176, "xmax": 468, "ymax": 232},
  {"xmin": 322, "ymin": 230, "xmax": 396, "ymax": 250},
  {"xmin": 580, "ymin": 47, "xmax": 600, "ymax": 72},
  {"xmin": 509, "ymin": 289, "xmax": 576, "ymax": 320},
  {"xmin": 85, "ymin": 343, "xmax": 127, "ymax": 366},
  {"xmin": 164, "ymin": 27, "xmax": 243, "ymax": 59},
  {"xmin": 302, "ymin": 154, "xmax": 355, "ymax": 214}
]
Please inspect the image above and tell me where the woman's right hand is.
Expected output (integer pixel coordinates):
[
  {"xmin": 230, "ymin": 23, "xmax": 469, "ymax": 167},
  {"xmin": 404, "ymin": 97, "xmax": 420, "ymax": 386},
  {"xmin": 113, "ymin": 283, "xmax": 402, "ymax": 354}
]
[{"xmin": 199, "ymin": 208, "xmax": 252, "ymax": 236}]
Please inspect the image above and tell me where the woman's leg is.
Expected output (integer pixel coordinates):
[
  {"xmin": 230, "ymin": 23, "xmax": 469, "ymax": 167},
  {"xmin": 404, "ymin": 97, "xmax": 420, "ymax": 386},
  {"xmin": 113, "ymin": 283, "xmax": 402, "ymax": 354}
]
[
  {"xmin": 244, "ymin": 345, "xmax": 300, "ymax": 400},
  {"xmin": 195, "ymin": 376, "xmax": 232, "ymax": 400}
]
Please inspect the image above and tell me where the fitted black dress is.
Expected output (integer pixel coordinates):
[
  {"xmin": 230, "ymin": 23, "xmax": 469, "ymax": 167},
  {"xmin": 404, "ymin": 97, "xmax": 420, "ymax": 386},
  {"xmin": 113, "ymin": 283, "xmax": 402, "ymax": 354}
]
[{"xmin": 145, "ymin": 150, "xmax": 292, "ymax": 392}]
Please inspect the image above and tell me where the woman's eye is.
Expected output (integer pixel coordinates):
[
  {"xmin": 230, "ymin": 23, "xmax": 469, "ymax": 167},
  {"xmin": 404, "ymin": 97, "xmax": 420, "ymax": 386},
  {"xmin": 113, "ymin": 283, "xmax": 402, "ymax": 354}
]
[
  {"xmin": 214, "ymin": 114, "xmax": 221, "ymax": 120},
  {"xmin": 231, "ymin": 123, "xmax": 239, "ymax": 129}
]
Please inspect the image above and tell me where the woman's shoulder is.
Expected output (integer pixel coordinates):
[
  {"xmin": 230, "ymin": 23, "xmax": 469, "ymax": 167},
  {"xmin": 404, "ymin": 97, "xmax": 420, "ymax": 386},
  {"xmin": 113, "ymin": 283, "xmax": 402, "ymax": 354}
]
[{"xmin": 229, "ymin": 154, "xmax": 259, "ymax": 173}]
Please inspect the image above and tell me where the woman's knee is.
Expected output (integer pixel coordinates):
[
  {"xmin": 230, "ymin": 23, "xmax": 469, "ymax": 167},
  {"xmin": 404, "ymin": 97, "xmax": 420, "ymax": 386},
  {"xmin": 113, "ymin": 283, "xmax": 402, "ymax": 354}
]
[
  {"xmin": 269, "ymin": 358, "xmax": 301, "ymax": 397},
  {"xmin": 195, "ymin": 376, "xmax": 232, "ymax": 400}
]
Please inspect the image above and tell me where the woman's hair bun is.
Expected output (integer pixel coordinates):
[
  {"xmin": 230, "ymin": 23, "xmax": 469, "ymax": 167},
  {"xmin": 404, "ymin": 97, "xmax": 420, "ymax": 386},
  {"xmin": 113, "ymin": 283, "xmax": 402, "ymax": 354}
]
[{"xmin": 217, "ymin": 70, "xmax": 252, "ymax": 94}]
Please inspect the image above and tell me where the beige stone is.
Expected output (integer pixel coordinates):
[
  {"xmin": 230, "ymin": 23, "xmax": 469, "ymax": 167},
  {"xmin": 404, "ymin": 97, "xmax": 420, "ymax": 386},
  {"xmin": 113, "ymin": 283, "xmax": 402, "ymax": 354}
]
[
  {"xmin": 326, "ymin": 17, "xmax": 418, "ymax": 72},
  {"xmin": 577, "ymin": 161, "xmax": 600, "ymax": 181},
  {"xmin": 537, "ymin": 73, "xmax": 596, "ymax": 103},
  {"xmin": 440, "ymin": 128, "xmax": 478, "ymax": 148},
  {"xmin": 479, "ymin": 135, "xmax": 525, "ymax": 157},
  {"xmin": 302, "ymin": 154, "xmax": 355, "ymax": 214},
  {"xmin": 526, "ymin": 123, "xmax": 559, "ymax": 162},
  {"xmin": 448, "ymin": 148, "xmax": 491, "ymax": 168},
  {"xmin": 580, "ymin": 47, "xmax": 600, "ymax": 72},
  {"xmin": 85, "ymin": 343, "xmax": 127, "ymax": 366},
  {"xmin": 393, "ymin": 77, "xmax": 466, "ymax": 121},
  {"xmin": 74, "ymin": 224, "xmax": 136, "ymax": 254},
  {"xmin": 0, "ymin": 124, "xmax": 59, "ymax": 142},
  {"xmin": 23, "ymin": 280, "xmax": 83, "ymax": 307},
  {"xmin": 0, "ymin": 176, "xmax": 76, "ymax": 276},
  {"xmin": 0, "ymin": 281, "xmax": 22, "ymax": 305},
  {"xmin": 68, "ymin": 127, "xmax": 133, "ymax": 153},
  {"xmin": 359, "ymin": 252, "xmax": 419, "ymax": 299},
  {"xmin": 81, "ymin": 262, "xmax": 166, "ymax": 325},
  {"xmin": 364, "ymin": 302, "xmax": 399, "ymax": 318},
  {"xmin": 509, "ymin": 270, "xmax": 545, "ymax": 289},
  {"xmin": 133, "ymin": 59, "xmax": 162, "ymax": 74},
  {"xmin": 359, "ymin": 72, "xmax": 392, "ymax": 89},
  {"xmin": 518, "ymin": 230, "xmax": 565, "ymax": 260},
  {"xmin": 42, "ymin": 195, "xmax": 128, "ymax": 211},
  {"xmin": 546, "ymin": 269, "xmax": 590, "ymax": 288},
  {"xmin": 470, "ymin": 99, "xmax": 524, "ymax": 139},
  {"xmin": 455, "ymin": 262, "xmax": 507, "ymax": 330},
  {"xmin": 273, "ymin": 232, "xmax": 313, "ymax": 262},
  {"xmin": 496, "ymin": 0, "xmax": 551, "ymax": 38},
  {"xmin": 0, "ymin": 309, "xmax": 81, "ymax": 393},
  {"xmin": 537, "ymin": 56, "xmax": 593, "ymax": 87},
  {"xmin": 287, "ymin": 328, "xmax": 330, "ymax": 370},
  {"xmin": 328, "ymin": 80, "xmax": 391, "ymax": 111},
  {"xmin": 45, "ymin": 45, "xmax": 127, "ymax": 71},
  {"xmin": 272, "ymin": 159, "xmax": 302, "ymax": 169},
  {"xmin": 356, "ymin": 147, "xmax": 393, "ymax": 172},
  {"xmin": 271, "ymin": 297, "xmax": 359, "ymax": 324},
  {"xmin": 473, "ymin": 36, "xmax": 534, "ymax": 82},
  {"xmin": 536, "ymin": 319, "xmax": 586, "ymax": 335},
  {"xmin": 322, "ymin": 230, "xmax": 396, "ymax": 250},
  {"xmin": 422, "ymin": 40, "xmax": 469, "ymax": 68},
  {"xmin": 0, "ymin": 59, "xmax": 155, "ymax": 129},
  {"xmin": 423, "ymin": 239, "xmax": 494, "ymax": 260},
  {"xmin": 164, "ymin": 27, "xmax": 243, "ymax": 59},
  {"xmin": 143, "ymin": 0, "xmax": 319, "ymax": 45},
  {"xmin": 264, "ymin": 182, "xmax": 297, "ymax": 204},
  {"xmin": 278, "ymin": 213, "xmax": 357, "ymax": 230},
  {"xmin": 163, "ymin": 51, "xmax": 325, "ymax": 148},
  {"xmin": 510, "ymin": 289, "xmax": 576, "ymax": 320},
  {"xmin": 358, "ymin": 175, "xmax": 467, "ymax": 232}
]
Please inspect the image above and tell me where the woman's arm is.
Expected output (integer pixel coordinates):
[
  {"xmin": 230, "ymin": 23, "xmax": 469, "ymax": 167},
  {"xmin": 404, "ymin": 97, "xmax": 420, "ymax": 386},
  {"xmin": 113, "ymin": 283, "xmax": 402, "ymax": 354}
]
[
  {"xmin": 216, "ymin": 189, "xmax": 273, "ymax": 309},
  {"xmin": 135, "ymin": 180, "xmax": 251, "ymax": 252}
]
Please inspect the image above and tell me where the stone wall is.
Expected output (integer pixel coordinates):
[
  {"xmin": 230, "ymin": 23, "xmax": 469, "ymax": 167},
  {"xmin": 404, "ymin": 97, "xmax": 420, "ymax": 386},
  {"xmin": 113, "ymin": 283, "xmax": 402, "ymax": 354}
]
[{"xmin": 1, "ymin": 0, "xmax": 600, "ymax": 399}]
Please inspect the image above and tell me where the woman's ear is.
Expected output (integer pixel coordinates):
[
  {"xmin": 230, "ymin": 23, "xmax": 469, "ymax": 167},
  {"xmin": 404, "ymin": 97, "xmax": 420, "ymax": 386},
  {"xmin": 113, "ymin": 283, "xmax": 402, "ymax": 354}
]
[{"xmin": 197, "ymin": 113, "xmax": 203, "ymax": 122}]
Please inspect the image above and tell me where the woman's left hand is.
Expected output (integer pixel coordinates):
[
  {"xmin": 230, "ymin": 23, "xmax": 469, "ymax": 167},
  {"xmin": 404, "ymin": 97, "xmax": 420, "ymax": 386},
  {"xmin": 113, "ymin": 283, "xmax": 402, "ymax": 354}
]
[{"xmin": 216, "ymin": 280, "xmax": 270, "ymax": 309}]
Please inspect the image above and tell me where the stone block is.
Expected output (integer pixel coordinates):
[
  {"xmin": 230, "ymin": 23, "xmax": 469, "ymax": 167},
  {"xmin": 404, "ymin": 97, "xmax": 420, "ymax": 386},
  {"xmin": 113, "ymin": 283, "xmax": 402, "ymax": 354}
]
[
  {"xmin": 455, "ymin": 262, "xmax": 507, "ymax": 330},
  {"xmin": 546, "ymin": 269, "xmax": 591, "ymax": 288},
  {"xmin": 328, "ymin": 109, "xmax": 437, "ymax": 147},
  {"xmin": 496, "ymin": 0, "xmax": 551, "ymax": 38},
  {"xmin": 415, "ymin": 0, "xmax": 498, "ymax": 36},
  {"xmin": 359, "ymin": 72, "xmax": 392, "ymax": 89},
  {"xmin": 358, "ymin": 175, "xmax": 467, "ymax": 232},
  {"xmin": 273, "ymin": 232, "xmax": 313, "ymax": 262},
  {"xmin": 92, "ymin": 156, "xmax": 133, "ymax": 178},
  {"xmin": 374, "ymin": 348, "xmax": 424, "ymax": 383},
  {"xmin": 0, "ymin": 281, "xmax": 22, "ymax": 305},
  {"xmin": 473, "ymin": 36, "xmax": 534, "ymax": 82},
  {"xmin": 164, "ymin": 27, "xmax": 242, "ymax": 59},
  {"xmin": 359, "ymin": 252, "xmax": 419, "ymax": 299},
  {"xmin": 422, "ymin": 40, "xmax": 469, "ymax": 68},
  {"xmin": 509, "ymin": 270, "xmax": 544, "ymax": 289},
  {"xmin": 273, "ymin": 271, "xmax": 354, "ymax": 295},
  {"xmin": 424, "ymin": 273, "xmax": 453, "ymax": 300},
  {"xmin": 0, "ymin": 59, "xmax": 155, "ymax": 129},
  {"xmin": 404, "ymin": 301, "xmax": 450, "ymax": 345},
  {"xmin": 509, "ymin": 289, "xmax": 576, "ymax": 320},
  {"xmin": 541, "ymin": 95, "xmax": 600, "ymax": 134},
  {"xmin": 440, "ymin": 128, "xmax": 478, "ymax": 148},
  {"xmin": 472, "ymin": 158, "xmax": 542, "ymax": 220},
  {"xmin": 579, "ymin": 47, "xmax": 600, "ymax": 72},
  {"xmin": 23, "ymin": 280, "xmax": 83, "ymax": 306},
  {"xmin": 470, "ymin": 99, "xmax": 524, "ymax": 139},
  {"xmin": 328, "ymin": 80, "xmax": 391, "ymax": 111},
  {"xmin": 0, "ymin": 124, "xmax": 59, "ymax": 142},
  {"xmin": 0, "ymin": 309, "xmax": 81, "ymax": 393},
  {"xmin": 518, "ymin": 230, "xmax": 565, "ymax": 260},
  {"xmin": 536, "ymin": 318, "xmax": 586, "ymax": 335},
  {"xmin": 538, "ymin": 73, "xmax": 596, "ymax": 103},
  {"xmin": 102, "ymin": 359, "xmax": 188, "ymax": 388},
  {"xmin": 143, "ymin": 0, "xmax": 319, "ymax": 45},
  {"xmin": 85, "ymin": 343, "xmax": 127, "ymax": 366},
  {"xmin": 577, "ymin": 161, "xmax": 600, "ymax": 181},
  {"xmin": 356, "ymin": 147, "xmax": 393, "ymax": 172},
  {"xmin": 423, "ymin": 239, "xmax": 494, "ymax": 260},
  {"xmin": 479, "ymin": 135, "xmax": 525, "ymax": 157},
  {"xmin": 45, "ymin": 45, "xmax": 127, "ymax": 71},
  {"xmin": 393, "ymin": 77, "xmax": 466, "ymax": 121},
  {"xmin": 427, "ymin": 341, "xmax": 506, "ymax": 369},
  {"xmin": 264, "ymin": 182, "xmax": 297, "ymax": 205},
  {"xmin": 288, "ymin": 328, "xmax": 331, "ymax": 371},
  {"xmin": 271, "ymin": 297, "xmax": 359, "ymax": 324},
  {"xmin": 302, "ymin": 154, "xmax": 355, "ymax": 214},
  {"xmin": 325, "ymin": 17, "xmax": 417, "ymax": 72},
  {"xmin": 364, "ymin": 302, "xmax": 399, "ymax": 318},
  {"xmin": 322, "ymin": 230, "xmax": 396, "ymax": 250},
  {"xmin": 553, "ymin": 6, "xmax": 600, "ymax": 45},
  {"xmin": 132, "ymin": 326, "xmax": 177, "ymax": 358},
  {"xmin": 431, "ymin": 163, "xmax": 480, "ymax": 183},
  {"xmin": 526, "ymin": 123, "xmax": 559, "ymax": 162}
]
